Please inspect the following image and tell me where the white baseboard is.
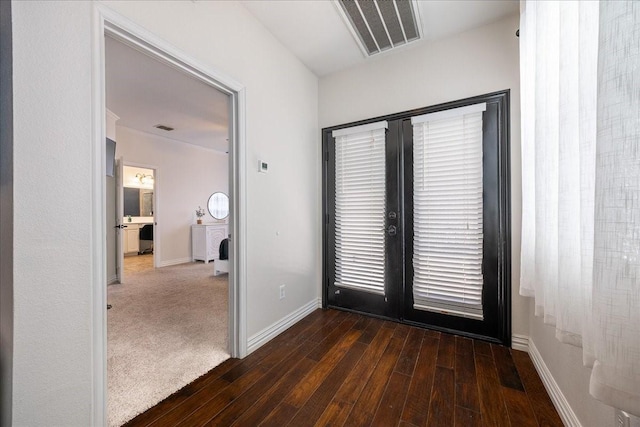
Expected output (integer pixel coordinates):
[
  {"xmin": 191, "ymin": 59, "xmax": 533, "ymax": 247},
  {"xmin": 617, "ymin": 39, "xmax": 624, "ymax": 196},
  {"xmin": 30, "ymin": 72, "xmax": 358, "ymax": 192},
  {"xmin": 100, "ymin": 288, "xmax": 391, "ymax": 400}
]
[
  {"xmin": 317, "ymin": 297, "xmax": 322, "ymax": 308},
  {"xmin": 511, "ymin": 334, "xmax": 530, "ymax": 352},
  {"xmin": 107, "ymin": 275, "xmax": 118, "ymax": 285},
  {"xmin": 156, "ymin": 257, "xmax": 192, "ymax": 268},
  {"xmin": 528, "ymin": 339, "xmax": 582, "ymax": 427},
  {"xmin": 247, "ymin": 299, "xmax": 318, "ymax": 354}
]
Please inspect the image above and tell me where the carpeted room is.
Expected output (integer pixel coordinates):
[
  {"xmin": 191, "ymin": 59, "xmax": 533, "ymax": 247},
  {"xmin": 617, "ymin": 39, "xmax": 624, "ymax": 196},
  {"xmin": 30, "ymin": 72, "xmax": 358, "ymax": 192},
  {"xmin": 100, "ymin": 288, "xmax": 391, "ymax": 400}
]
[{"xmin": 107, "ymin": 262, "xmax": 229, "ymax": 426}]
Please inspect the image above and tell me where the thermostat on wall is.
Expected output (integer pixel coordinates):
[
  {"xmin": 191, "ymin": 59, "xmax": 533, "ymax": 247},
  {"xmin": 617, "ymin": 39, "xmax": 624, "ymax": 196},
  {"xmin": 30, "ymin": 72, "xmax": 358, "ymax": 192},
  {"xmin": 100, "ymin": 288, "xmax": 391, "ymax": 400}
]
[{"xmin": 259, "ymin": 160, "xmax": 268, "ymax": 173}]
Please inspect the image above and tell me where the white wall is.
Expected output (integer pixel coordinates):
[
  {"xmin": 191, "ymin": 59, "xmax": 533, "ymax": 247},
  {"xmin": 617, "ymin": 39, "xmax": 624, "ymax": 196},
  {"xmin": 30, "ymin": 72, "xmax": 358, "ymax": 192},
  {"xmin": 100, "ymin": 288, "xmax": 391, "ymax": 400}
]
[
  {"xmin": 12, "ymin": 2, "xmax": 94, "ymax": 425},
  {"xmin": 116, "ymin": 126, "xmax": 229, "ymax": 266},
  {"xmin": 10, "ymin": 0, "xmax": 319, "ymax": 424},
  {"xmin": 319, "ymin": 14, "xmax": 528, "ymax": 338}
]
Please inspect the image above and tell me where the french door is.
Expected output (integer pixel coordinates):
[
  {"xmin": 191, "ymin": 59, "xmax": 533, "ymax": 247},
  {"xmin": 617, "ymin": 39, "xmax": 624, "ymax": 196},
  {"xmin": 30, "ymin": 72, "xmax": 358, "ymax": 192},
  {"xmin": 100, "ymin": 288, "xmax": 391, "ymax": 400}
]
[{"xmin": 322, "ymin": 91, "xmax": 511, "ymax": 345}]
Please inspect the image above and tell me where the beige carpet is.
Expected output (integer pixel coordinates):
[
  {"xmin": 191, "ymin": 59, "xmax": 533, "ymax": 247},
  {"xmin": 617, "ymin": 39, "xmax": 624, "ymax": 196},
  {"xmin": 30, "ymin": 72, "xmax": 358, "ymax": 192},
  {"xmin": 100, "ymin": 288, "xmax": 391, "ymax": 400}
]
[{"xmin": 107, "ymin": 262, "xmax": 229, "ymax": 427}]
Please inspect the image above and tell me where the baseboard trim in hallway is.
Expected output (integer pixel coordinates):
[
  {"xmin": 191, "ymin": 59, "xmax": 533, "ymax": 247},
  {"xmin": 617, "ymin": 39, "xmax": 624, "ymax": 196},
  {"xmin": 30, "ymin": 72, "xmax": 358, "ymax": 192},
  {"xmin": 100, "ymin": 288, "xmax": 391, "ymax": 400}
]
[{"xmin": 247, "ymin": 298, "xmax": 319, "ymax": 354}]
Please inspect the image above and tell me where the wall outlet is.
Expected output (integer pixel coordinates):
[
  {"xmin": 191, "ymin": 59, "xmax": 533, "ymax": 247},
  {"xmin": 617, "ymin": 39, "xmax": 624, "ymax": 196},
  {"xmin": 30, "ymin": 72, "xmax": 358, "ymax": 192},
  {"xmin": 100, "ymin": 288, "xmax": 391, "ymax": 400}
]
[
  {"xmin": 279, "ymin": 284, "xmax": 285, "ymax": 300},
  {"xmin": 617, "ymin": 409, "xmax": 630, "ymax": 427},
  {"xmin": 616, "ymin": 409, "xmax": 640, "ymax": 427}
]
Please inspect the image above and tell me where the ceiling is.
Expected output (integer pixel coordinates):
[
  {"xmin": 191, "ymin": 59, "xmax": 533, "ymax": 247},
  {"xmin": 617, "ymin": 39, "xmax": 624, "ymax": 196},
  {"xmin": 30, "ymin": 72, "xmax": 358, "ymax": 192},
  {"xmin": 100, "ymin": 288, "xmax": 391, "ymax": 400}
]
[
  {"xmin": 242, "ymin": 0, "xmax": 519, "ymax": 76},
  {"xmin": 105, "ymin": 36, "xmax": 230, "ymax": 152},
  {"xmin": 105, "ymin": 1, "xmax": 517, "ymax": 149}
]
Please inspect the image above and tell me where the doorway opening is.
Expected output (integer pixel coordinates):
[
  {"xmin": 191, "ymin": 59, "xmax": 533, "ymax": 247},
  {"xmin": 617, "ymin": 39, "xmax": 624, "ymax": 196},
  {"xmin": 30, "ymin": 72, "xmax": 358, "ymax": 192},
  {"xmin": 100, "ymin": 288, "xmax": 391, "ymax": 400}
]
[
  {"xmin": 105, "ymin": 34, "xmax": 231, "ymax": 426},
  {"xmin": 121, "ymin": 164, "xmax": 156, "ymax": 276},
  {"xmin": 93, "ymin": 9, "xmax": 247, "ymax": 427}
]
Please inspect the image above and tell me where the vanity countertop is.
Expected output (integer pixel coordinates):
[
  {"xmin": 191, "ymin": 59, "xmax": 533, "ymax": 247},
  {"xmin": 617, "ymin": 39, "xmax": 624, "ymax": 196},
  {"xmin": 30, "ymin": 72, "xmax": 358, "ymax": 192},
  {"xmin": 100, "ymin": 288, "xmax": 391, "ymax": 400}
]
[{"xmin": 123, "ymin": 216, "xmax": 154, "ymax": 224}]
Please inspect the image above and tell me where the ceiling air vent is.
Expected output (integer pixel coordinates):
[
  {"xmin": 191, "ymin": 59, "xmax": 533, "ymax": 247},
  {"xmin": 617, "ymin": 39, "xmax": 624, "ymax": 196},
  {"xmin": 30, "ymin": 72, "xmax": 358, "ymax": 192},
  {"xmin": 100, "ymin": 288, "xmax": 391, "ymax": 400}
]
[
  {"xmin": 335, "ymin": 0, "xmax": 422, "ymax": 57},
  {"xmin": 153, "ymin": 124, "xmax": 175, "ymax": 131}
]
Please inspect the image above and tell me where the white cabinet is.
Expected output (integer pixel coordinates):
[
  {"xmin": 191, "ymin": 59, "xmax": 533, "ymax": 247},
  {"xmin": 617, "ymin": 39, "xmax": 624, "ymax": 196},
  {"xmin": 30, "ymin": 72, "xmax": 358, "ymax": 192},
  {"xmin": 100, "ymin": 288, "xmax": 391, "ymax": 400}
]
[
  {"xmin": 192, "ymin": 224, "xmax": 228, "ymax": 263},
  {"xmin": 123, "ymin": 224, "xmax": 140, "ymax": 255}
]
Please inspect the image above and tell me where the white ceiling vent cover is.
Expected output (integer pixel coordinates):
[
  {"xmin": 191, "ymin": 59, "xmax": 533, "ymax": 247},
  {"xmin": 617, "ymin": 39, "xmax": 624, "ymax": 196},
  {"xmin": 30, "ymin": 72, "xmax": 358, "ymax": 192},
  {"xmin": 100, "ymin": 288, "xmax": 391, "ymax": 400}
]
[{"xmin": 335, "ymin": 0, "xmax": 423, "ymax": 57}]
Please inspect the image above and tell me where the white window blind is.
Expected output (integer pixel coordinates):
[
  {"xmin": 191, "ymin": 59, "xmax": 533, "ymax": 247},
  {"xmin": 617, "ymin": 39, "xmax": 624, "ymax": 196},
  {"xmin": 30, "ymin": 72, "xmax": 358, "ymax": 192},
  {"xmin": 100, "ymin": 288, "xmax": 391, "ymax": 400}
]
[
  {"xmin": 411, "ymin": 103, "xmax": 486, "ymax": 320},
  {"xmin": 333, "ymin": 121, "xmax": 387, "ymax": 295}
]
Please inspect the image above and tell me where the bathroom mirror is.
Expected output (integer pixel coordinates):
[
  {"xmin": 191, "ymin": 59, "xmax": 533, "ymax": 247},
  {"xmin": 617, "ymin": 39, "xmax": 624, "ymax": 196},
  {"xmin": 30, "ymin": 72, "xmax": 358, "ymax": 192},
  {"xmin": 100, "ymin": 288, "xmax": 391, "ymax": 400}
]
[
  {"xmin": 124, "ymin": 187, "xmax": 154, "ymax": 217},
  {"xmin": 207, "ymin": 192, "xmax": 229, "ymax": 220}
]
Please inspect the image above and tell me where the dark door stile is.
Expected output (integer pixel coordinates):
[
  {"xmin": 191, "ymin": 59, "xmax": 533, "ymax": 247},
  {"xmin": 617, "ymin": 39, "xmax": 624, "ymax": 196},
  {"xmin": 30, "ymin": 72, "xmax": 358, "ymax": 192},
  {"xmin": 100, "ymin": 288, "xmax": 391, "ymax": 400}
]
[{"xmin": 322, "ymin": 91, "xmax": 511, "ymax": 346}]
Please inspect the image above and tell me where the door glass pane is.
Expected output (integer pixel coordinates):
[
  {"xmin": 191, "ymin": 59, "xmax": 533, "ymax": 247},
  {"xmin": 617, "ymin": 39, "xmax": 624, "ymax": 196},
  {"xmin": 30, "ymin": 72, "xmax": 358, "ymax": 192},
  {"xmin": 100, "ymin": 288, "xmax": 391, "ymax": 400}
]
[
  {"xmin": 411, "ymin": 104, "xmax": 486, "ymax": 319},
  {"xmin": 334, "ymin": 125, "xmax": 387, "ymax": 295}
]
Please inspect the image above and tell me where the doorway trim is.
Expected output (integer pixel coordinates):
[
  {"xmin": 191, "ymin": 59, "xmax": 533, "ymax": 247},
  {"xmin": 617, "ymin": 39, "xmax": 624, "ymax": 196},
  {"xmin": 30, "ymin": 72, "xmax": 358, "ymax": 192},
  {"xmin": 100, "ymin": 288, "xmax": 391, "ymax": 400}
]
[{"xmin": 91, "ymin": 5, "xmax": 248, "ymax": 425}]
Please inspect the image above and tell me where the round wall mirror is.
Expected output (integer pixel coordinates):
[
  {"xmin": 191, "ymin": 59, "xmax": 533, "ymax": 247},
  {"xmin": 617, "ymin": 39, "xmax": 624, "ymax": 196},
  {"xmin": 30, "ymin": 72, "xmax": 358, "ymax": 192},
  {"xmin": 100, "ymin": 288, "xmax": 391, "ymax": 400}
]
[{"xmin": 207, "ymin": 192, "xmax": 229, "ymax": 220}]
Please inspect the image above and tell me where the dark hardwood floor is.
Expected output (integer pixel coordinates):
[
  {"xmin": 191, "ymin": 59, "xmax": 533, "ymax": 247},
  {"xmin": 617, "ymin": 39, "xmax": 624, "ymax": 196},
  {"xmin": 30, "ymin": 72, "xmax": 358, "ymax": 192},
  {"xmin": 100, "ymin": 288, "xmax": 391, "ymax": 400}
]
[{"xmin": 123, "ymin": 309, "xmax": 563, "ymax": 427}]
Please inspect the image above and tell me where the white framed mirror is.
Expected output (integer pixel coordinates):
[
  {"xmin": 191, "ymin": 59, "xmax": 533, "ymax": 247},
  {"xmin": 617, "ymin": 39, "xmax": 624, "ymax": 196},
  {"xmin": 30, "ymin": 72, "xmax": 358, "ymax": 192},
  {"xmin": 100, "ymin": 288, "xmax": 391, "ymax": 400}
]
[{"xmin": 207, "ymin": 192, "xmax": 229, "ymax": 220}]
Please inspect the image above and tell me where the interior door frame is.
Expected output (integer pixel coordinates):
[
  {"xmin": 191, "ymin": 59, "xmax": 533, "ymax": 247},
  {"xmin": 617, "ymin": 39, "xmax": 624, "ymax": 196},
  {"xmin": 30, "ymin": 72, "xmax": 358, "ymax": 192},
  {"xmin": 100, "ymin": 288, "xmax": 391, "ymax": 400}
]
[
  {"xmin": 322, "ymin": 90, "xmax": 511, "ymax": 344},
  {"xmin": 91, "ymin": 5, "xmax": 248, "ymax": 425}
]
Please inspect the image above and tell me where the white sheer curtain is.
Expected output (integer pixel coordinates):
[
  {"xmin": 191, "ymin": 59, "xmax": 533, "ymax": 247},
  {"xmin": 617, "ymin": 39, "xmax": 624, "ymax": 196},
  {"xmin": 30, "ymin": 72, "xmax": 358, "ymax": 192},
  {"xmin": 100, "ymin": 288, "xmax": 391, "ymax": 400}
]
[{"xmin": 520, "ymin": 0, "xmax": 640, "ymax": 416}]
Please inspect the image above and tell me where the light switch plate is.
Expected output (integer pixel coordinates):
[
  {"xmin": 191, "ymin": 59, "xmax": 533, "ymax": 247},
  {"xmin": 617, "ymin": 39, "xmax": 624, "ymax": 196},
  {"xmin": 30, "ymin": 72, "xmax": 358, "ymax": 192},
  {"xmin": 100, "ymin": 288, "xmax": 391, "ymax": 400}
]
[{"xmin": 259, "ymin": 160, "xmax": 268, "ymax": 173}]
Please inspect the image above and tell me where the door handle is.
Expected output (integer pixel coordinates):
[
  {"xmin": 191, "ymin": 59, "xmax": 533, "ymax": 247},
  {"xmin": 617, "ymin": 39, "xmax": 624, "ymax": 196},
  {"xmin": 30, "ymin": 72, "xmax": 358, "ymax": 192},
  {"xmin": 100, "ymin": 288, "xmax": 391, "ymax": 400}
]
[{"xmin": 388, "ymin": 225, "xmax": 397, "ymax": 236}]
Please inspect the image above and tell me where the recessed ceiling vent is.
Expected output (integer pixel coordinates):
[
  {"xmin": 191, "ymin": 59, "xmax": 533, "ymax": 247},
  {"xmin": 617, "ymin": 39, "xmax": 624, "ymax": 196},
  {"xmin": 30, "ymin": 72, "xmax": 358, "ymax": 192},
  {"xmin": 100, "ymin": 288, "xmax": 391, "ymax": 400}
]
[
  {"xmin": 153, "ymin": 124, "xmax": 175, "ymax": 131},
  {"xmin": 335, "ymin": 0, "xmax": 422, "ymax": 57}
]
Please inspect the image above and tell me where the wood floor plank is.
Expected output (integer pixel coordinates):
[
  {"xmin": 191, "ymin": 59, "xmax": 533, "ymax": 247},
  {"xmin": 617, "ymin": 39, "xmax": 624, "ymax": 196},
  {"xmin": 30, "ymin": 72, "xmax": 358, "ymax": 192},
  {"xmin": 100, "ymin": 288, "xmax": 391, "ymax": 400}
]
[
  {"xmin": 217, "ymin": 312, "xmax": 326, "ymax": 383},
  {"xmin": 172, "ymin": 365, "xmax": 268, "ymax": 427},
  {"xmin": 289, "ymin": 341, "xmax": 367, "ymax": 426},
  {"xmin": 314, "ymin": 400, "xmax": 352, "ymax": 427},
  {"xmin": 289, "ymin": 310, "xmax": 342, "ymax": 347},
  {"xmin": 145, "ymin": 376, "xmax": 231, "ymax": 427},
  {"xmin": 394, "ymin": 327, "xmax": 425, "ymax": 376},
  {"xmin": 392, "ymin": 323, "xmax": 412, "ymax": 340},
  {"xmin": 357, "ymin": 317, "xmax": 385, "ymax": 344},
  {"xmin": 455, "ymin": 406, "xmax": 483, "ymax": 427},
  {"xmin": 124, "ymin": 310, "xmax": 563, "ymax": 427},
  {"xmin": 184, "ymin": 331, "xmax": 320, "ymax": 426},
  {"xmin": 502, "ymin": 386, "xmax": 538, "ymax": 427},
  {"xmin": 512, "ymin": 350, "xmax": 564, "ymax": 426},
  {"xmin": 475, "ymin": 354, "xmax": 510, "ymax": 426},
  {"xmin": 455, "ymin": 349, "xmax": 480, "ymax": 412},
  {"xmin": 426, "ymin": 367, "xmax": 455, "ymax": 426},
  {"xmin": 228, "ymin": 358, "xmax": 317, "ymax": 427},
  {"xmin": 400, "ymin": 335, "xmax": 439, "ymax": 426},
  {"xmin": 437, "ymin": 333, "xmax": 456, "ymax": 369},
  {"xmin": 285, "ymin": 329, "xmax": 362, "ymax": 408},
  {"xmin": 307, "ymin": 311, "xmax": 352, "ymax": 343},
  {"xmin": 473, "ymin": 340, "xmax": 492, "ymax": 357},
  {"xmin": 351, "ymin": 315, "xmax": 371, "ymax": 331},
  {"xmin": 259, "ymin": 403, "xmax": 299, "ymax": 427},
  {"xmin": 370, "ymin": 372, "xmax": 412, "ymax": 427},
  {"xmin": 455, "ymin": 336, "xmax": 474, "ymax": 356},
  {"xmin": 382, "ymin": 320, "xmax": 398, "ymax": 330},
  {"xmin": 209, "ymin": 329, "xmax": 361, "ymax": 426},
  {"xmin": 306, "ymin": 315, "xmax": 359, "ymax": 361},
  {"xmin": 423, "ymin": 328, "xmax": 441, "ymax": 339},
  {"xmin": 492, "ymin": 344, "xmax": 525, "ymax": 391},
  {"xmin": 345, "ymin": 336, "xmax": 406, "ymax": 426},
  {"xmin": 333, "ymin": 326, "xmax": 394, "ymax": 404}
]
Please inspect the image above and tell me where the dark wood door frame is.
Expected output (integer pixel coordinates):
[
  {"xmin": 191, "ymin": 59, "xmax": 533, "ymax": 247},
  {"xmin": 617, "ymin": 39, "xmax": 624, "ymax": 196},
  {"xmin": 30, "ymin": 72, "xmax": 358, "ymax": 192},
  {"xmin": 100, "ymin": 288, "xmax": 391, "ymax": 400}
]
[{"xmin": 322, "ymin": 90, "xmax": 512, "ymax": 346}]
